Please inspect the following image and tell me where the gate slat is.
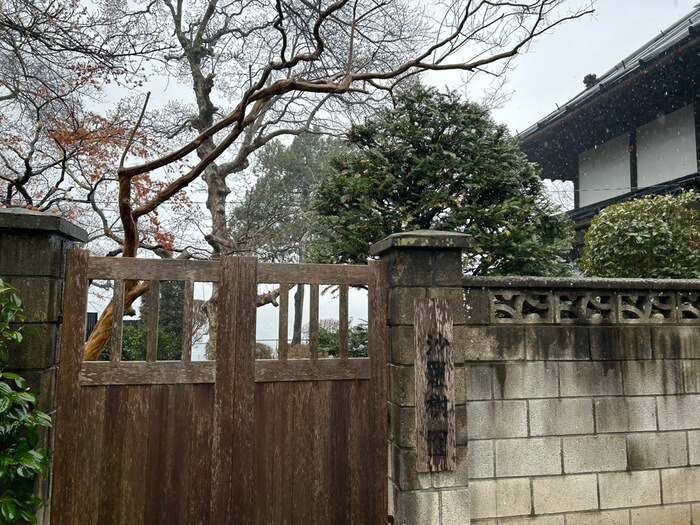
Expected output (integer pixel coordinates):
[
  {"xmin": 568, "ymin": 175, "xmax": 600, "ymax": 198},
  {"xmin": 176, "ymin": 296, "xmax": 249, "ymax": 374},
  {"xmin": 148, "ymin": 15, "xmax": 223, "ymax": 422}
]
[
  {"xmin": 278, "ymin": 282, "xmax": 289, "ymax": 360},
  {"xmin": 146, "ymin": 280, "xmax": 160, "ymax": 362},
  {"xmin": 309, "ymin": 284, "xmax": 319, "ymax": 359},
  {"xmin": 339, "ymin": 284, "xmax": 349, "ymax": 359},
  {"xmin": 110, "ymin": 279, "xmax": 125, "ymax": 363},
  {"xmin": 369, "ymin": 259, "xmax": 389, "ymax": 523},
  {"xmin": 97, "ymin": 386, "xmax": 128, "ymax": 524},
  {"xmin": 51, "ymin": 250, "xmax": 89, "ymax": 522},
  {"xmin": 118, "ymin": 385, "xmax": 150, "ymax": 525},
  {"xmin": 181, "ymin": 280, "xmax": 194, "ymax": 361}
]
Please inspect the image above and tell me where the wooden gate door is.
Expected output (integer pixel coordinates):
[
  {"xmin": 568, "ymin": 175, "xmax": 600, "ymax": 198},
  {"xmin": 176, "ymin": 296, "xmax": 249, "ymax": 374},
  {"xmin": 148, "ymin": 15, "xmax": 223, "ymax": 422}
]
[{"xmin": 51, "ymin": 253, "xmax": 387, "ymax": 524}]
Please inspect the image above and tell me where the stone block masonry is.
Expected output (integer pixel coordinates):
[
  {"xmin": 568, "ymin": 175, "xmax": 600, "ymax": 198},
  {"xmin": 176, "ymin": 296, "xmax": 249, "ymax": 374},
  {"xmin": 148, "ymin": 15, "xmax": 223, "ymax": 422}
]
[
  {"xmin": 0, "ymin": 208, "xmax": 87, "ymax": 525},
  {"xmin": 373, "ymin": 230, "xmax": 700, "ymax": 525}
]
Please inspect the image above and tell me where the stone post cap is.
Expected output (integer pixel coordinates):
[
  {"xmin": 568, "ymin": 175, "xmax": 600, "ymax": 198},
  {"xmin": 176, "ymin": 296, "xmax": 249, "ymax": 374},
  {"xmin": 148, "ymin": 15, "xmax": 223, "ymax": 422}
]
[
  {"xmin": 0, "ymin": 208, "xmax": 88, "ymax": 242},
  {"xmin": 369, "ymin": 230, "xmax": 472, "ymax": 257}
]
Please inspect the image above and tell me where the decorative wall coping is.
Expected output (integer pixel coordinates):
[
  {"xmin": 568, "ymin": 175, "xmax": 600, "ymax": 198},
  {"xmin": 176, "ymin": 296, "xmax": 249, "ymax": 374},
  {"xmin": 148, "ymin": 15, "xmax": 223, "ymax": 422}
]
[
  {"xmin": 0, "ymin": 208, "xmax": 88, "ymax": 242},
  {"xmin": 369, "ymin": 230, "xmax": 472, "ymax": 256},
  {"xmin": 463, "ymin": 276, "xmax": 700, "ymax": 325},
  {"xmin": 463, "ymin": 275, "xmax": 700, "ymax": 292}
]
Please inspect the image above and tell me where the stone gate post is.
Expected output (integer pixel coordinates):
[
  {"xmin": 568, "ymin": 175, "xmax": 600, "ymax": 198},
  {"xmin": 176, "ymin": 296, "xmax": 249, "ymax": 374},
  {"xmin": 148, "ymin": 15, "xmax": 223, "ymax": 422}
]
[
  {"xmin": 370, "ymin": 230, "xmax": 472, "ymax": 525},
  {"xmin": 0, "ymin": 208, "xmax": 87, "ymax": 524}
]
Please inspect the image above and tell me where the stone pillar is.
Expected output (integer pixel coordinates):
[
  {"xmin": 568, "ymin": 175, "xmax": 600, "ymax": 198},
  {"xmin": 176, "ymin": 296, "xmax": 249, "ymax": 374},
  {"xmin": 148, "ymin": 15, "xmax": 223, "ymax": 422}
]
[
  {"xmin": 370, "ymin": 230, "xmax": 472, "ymax": 525},
  {"xmin": 0, "ymin": 208, "xmax": 87, "ymax": 525}
]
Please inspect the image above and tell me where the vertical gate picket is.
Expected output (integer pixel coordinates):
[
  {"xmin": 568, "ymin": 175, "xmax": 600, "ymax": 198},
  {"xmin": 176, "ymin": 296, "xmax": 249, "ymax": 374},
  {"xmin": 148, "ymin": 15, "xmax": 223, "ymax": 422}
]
[
  {"xmin": 211, "ymin": 256, "xmax": 257, "ymax": 523},
  {"xmin": 51, "ymin": 250, "xmax": 89, "ymax": 521}
]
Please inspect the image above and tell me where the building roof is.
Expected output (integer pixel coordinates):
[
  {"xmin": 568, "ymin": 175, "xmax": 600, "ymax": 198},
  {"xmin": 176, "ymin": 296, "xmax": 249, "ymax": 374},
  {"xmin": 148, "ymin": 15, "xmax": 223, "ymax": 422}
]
[{"xmin": 519, "ymin": 4, "xmax": 700, "ymax": 140}]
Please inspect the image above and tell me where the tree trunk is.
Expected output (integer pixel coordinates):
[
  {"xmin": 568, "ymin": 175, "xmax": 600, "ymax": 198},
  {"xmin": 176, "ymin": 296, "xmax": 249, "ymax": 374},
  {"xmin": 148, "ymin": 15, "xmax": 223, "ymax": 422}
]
[{"xmin": 291, "ymin": 284, "xmax": 304, "ymax": 346}]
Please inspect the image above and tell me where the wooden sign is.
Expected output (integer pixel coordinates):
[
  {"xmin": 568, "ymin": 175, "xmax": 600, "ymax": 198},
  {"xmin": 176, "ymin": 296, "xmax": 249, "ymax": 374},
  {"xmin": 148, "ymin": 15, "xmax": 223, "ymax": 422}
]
[{"xmin": 414, "ymin": 298, "xmax": 455, "ymax": 472}]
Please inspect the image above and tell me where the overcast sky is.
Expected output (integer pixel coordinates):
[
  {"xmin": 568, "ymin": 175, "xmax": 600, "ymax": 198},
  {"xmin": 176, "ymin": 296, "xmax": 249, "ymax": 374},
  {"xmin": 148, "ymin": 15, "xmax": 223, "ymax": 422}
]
[{"xmin": 488, "ymin": 0, "xmax": 698, "ymax": 133}]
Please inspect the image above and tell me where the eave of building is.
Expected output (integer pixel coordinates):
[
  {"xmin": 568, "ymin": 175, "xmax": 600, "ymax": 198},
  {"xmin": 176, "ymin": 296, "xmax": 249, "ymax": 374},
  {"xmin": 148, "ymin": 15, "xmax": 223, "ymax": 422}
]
[{"xmin": 519, "ymin": 6, "xmax": 700, "ymax": 183}]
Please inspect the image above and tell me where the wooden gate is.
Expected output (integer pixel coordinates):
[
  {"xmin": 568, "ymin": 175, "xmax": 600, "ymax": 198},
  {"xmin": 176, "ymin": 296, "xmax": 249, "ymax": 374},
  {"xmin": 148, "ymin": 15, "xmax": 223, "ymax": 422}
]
[{"xmin": 51, "ymin": 252, "xmax": 387, "ymax": 524}]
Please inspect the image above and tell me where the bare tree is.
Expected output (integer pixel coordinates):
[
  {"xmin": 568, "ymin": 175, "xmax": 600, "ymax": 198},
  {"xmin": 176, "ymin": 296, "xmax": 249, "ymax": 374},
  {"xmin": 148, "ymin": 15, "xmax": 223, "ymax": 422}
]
[{"xmin": 48, "ymin": 0, "xmax": 594, "ymax": 359}]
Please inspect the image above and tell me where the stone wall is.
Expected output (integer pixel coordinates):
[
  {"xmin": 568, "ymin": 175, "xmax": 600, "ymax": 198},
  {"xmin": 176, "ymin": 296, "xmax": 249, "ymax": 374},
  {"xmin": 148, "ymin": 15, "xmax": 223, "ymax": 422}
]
[
  {"xmin": 373, "ymin": 231, "xmax": 700, "ymax": 525},
  {"xmin": 0, "ymin": 208, "xmax": 87, "ymax": 525}
]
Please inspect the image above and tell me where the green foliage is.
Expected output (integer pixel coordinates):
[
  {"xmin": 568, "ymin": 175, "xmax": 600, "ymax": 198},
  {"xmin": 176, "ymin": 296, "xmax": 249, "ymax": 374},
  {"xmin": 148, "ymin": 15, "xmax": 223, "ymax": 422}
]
[
  {"xmin": 99, "ymin": 281, "xmax": 185, "ymax": 361},
  {"xmin": 581, "ymin": 191, "xmax": 700, "ymax": 278},
  {"xmin": 230, "ymin": 132, "xmax": 346, "ymax": 263},
  {"xmin": 318, "ymin": 321, "xmax": 368, "ymax": 358},
  {"xmin": 312, "ymin": 84, "xmax": 574, "ymax": 276},
  {"xmin": 0, "ymin": 280, "xmax": 50, "ymax": 525}
]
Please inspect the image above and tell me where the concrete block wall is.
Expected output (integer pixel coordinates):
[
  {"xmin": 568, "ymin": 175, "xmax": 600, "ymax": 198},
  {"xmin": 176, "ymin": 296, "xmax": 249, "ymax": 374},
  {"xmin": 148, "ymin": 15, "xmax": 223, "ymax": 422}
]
[
  {"xmin": 373, "ymin": 230, "xmax": 700, "ymax": 525},
  {"xmin": 463, "ymin": 277, "xmax": 700, "ymax": 525},
  {"xmin": 0, "ymin": 208, "xmax": 87, "ymax": 525}
]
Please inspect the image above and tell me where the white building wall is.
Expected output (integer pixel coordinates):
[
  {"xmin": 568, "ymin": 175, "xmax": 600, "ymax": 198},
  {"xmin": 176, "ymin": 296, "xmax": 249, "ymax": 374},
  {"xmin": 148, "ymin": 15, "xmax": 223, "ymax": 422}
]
[
  {"xmin": 637, "ymin": 104, "xmax": 697, "ymax": 188},
  {"xmin": 578, "ymin": 134, "xmax": 631, "ymax": 208}
]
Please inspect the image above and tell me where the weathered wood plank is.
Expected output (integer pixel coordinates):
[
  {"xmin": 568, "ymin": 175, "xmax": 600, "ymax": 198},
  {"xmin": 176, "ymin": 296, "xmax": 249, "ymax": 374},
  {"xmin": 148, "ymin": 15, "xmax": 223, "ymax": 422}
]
[
  {"xmin": 146, "ymin": 280, "xmax": 159, "ymax": 362},
  {"xmin": 97, "ymin": 386, "xmax": 128, "ymax": 524},
  {"xmin": 181, "ymin": 280, "xmax": 194, "ymax": 361},
  {"xmin": 187, "ymin": 384, "xmax": 214, "ymax": 523},
  {"xmin": 118, "ymin": 385, "xmax": 150, "ymax": 525},
  {"xmin": 73, "ymin": 385, "xmax": 107, "ymax": 525},
  {"xmin": 309, "ymin": 284, "xmax": 319, "ymax": 360},
  {"xmin": 349, "ymin": 379, "xmax": 371, "ymax": 524},
  {"xmin": 229, "ymin": 257, "xmax": 257, "ymax": 522},
  {"xmin": 278, "ymin": 282, "xmax": 289, "ymax": 361},
  {"xmin": 254, "ymin": 358, "xmax": 370, "ymax": 382},
  {"xmin": 51, "ymin": 250, "xmax": 89, "ymax": 523},
  {"xmin": 144, "ymin": 385, "xmax": 167, "ymax": 524},
  {"xmin": 414, "ymin": 297, "xmax": 455, "ymax": 472},
  {"xmin": 258, "ymin": 262, "xmax": 371, "ymax": 286},
  {"xmin": 253, "ymin": 382, "xmax": 275, "ymax": 524},
  {"xmin": 110, "ymin": 279, "xmax": 125, "ymax": 363},
  {"xmin": 79, "ymin": 360, "xmax": 215, "ymax": 385},
  {"xmin": 339, "ymin": 284, "xmax": 349, "ymax": 359},
  {"xmin": 368, "ymin": 259, "xmax": 389, "ymax": 522},
  {"xmin": 88, "ymin": 257, "xmax": 219, "ymax": 282}
]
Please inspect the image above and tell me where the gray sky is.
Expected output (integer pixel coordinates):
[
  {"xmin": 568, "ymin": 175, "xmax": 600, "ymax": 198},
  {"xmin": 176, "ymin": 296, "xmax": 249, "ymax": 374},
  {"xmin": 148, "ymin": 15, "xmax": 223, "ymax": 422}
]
[{"xmin": 490, "ymin": 0, "xmax": 698, "ymax": 133}]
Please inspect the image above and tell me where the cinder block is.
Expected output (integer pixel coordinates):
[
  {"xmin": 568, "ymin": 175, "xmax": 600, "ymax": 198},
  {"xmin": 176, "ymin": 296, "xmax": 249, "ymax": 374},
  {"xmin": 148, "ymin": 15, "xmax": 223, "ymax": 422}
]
[
  {"xmin": 390, "ymin": 326, "xmax": 415, "ymax": 365},
  {"xmin": 590, "ymin": 326, "xmax": 652, "ymax": 360},
  {"xmin": 385, "ymin": 249, "xmax": 434, "ymax": 288},
  {"xmin": 433, "ymin": 250, "xmax": 464, "ymax": 287},
  {"xmin": 395, "ymin": 489, "xmax": 440, "ymax": 525},
  {"xmin": 594, "ymin": 397, "xmax": 657, "ymax": 433},
  {"xmin": 661, "ymin": 466, "xmax": 700, "ymax": 504},
  {"xmin": 390, "ymin": 403, "xmax": 416, "ymax": 447},
  {"xmin": 559, "ymin": 362, "xmax": 623, "ymax": 397},
  {"xmin": 466, "ymin": 364, "xmax": 493, "ymax": 400},
  {"xmin": 622, "ymin": 360, "xmax": 684, "ymax": 395},
  {"xmin": 19, "ymin": 368, "xmax": 57, "ymax": 413},
  {"xmin": 392, "ymin": 445, "xmax": 431, "ymax": 491},
  {"xmin": 525, "ymin": 326, "xmax": 589, "ymax": 360},
  {"xmin": 657, "ymin": 395, "xmax": 700, "ymax": 430},
  {"xmin": 467, "ymin": 401, "xmax": 528, "ymax": 439},
  {"xmin": 689, "ymin": 430, "xmax": 700, "ymax": 465},
  {"xmin": 433, "ymin": 446, "xmax": 469, "ymax": 488},
  {"xmin": 440, "ymin": 488, "xmax": 471, "ymax": 525},
  {"xmin": 456, "ymin": 405, "xmax": 467, "ymax": 446},
  {"xmin": 469, "ymin": 478, "xmax": 531, "ymax": 519},
  {"xmin": 563, "ymin": 434, "xmax": 627, "ymax": 473},
  {"xmin": 461, "ymin": 289, "xmax": 491, "ymax": 325},
  {"xmin": 5, "ymin": 277, "xmax": 63, "ymax": 323},
  {"xmin": 492, "ymin": 362, "xmax": 558, "ymax": 400},
  {"xmin": 693, "ymin": 503, "xmax": 700, "ymax": 524},
  {"xmin": 468, "ymin": 439, "xmax": 494, "ymax": 479},
  {"xmin": 455, "ymin": 366, "xmax": 467, "ymax": 405},
  {"xmin": 495, "ymin": 437, "xmax": 562, "ymax": 477},
  {"xmin": 0, "ymin": 231, "xmax": 65, "ymax": 277},
  {"xmin": 564, "ymin": 509, "xmax": 629, "ymax": 525},
  {"xmin": 498, "ymin": 515, "xmax": 564, "ymax": 525},
  {"xmin": 388, "ymin": 286, "xmax": 428, "ymax": 326},
  {"xmin": 598, "ymin": 470, "xmax": 660, "ymax": 509},
  {"xmin": 8, "ymin": 324, "xmax": 60, "ymax": 370},
  {"xmin": 455, "ymin": 326, "xmax": 525, "ymax": 362},
  {"xmin": 631, "ymin": 503, "xmax": 691, "ymax": 525},
  {"xmin": 627, "ymin": 432, "xmax": 687, "ymax": 469},
  {"xmin": 428, "ymin": 287, "xmax": 469, "ymax": 325},
  {"xmin": 530, "ymin": 398, "xmax": 594, "ymax": 436},
  {"xmin": 651, "ymin": 326, "xmax": 700, "ymax": 359},
  {"xmin": 532, "ymin": 474, "xmax": 598, "ymax": 514},
  {"xmin": 389, "ymin": 364, "xmax": 415, "ymax": 406},
  {"xmin": 683, "ymin": 361, "xmax": 700, "ymax": 393}
]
